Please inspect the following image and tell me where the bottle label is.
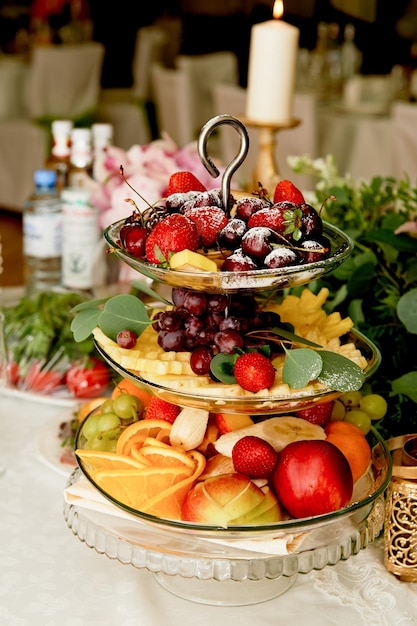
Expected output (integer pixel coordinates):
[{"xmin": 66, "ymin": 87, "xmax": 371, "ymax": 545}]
[
  {"xmin": 62, "ymin": 196, "xmax": 99, "ymax": 290},
  {"xmin": 23, "ymin": 212, "xmax": 62, "ymax": 258}
]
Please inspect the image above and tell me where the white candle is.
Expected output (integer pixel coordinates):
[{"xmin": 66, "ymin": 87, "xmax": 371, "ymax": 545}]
[{"xmin": 246, "ymin": 2, "xmax": 299, "ymax": 125}]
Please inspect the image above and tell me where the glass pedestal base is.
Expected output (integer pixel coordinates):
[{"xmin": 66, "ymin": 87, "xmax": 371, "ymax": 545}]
[{"xmin": 153, "ymin": 571, "xmax": 297, "ymax": 606}]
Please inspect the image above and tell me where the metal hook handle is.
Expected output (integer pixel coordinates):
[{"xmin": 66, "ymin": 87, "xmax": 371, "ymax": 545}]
[{"xmin": 197, "ymin": 114, "xmax": 249, "ymax": 215}]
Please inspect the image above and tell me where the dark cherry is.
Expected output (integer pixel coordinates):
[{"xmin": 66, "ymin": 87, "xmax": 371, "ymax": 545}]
[
  {"xmin": 235, "ymin": 197, "xmax": 267, "ymax": 222},
  {"xmin": 241, "ymin": 227, "xmax": 274, "ymax": 260},
  {"xmin": 122, "ymin": 224, "xmax": 149, "ymax": 258},
  {"xmin": 299, "ymin": 236, "xmax": 331, "ymax": 263},
  {"xmin": 300, "ymin": 204, "xmax": 323, "ymax": 238},
  {"xmin": 221, "ymin": 249, "xmax": 257, "ymax": 272},
  {"xmin": 263, "ymin": 245, "xmax": 301, "ymax": 269},
  {"xmin": 218, "ymin": 218, "xmax": 247, "ymax": 250}
]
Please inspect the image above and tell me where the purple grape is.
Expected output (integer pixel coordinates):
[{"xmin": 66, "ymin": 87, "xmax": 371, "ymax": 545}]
[
  {"xmin": 214, "ymin": 330, "xmax": 244, "ymax": 354},
  {"xmin": 190, "ymin": 346, "xmax": 213, "ymax": 375},
  {"xmin": 183, "ymin": 291, "xmax": 207, "ymax": 316}
]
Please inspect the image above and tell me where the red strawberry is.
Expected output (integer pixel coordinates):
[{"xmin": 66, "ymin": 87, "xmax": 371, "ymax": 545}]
[
  {"xmin": 233, "ymin": 352, "xmax": 275, "ymax": 393},
  {"xmin": 295, "ymin": 401, "xmax": 334, "ymax": 427},
  {"xmin": 273, "ymin": 179, "xmax": 305, "ymax": 205},
  {"xmin": 145, "ymin": 397, "xmax": 181, "ymax": 424},
  {"xmin": 184, "ymin": 206, "xmax": 228, "ymax": 247},
  {"xmin": 145, "ymin": 214, "xmax": 199, "ymax": 264},
  {"xmin": 247, "ymin": 205, "xmax": 289, "ymax": 232},
  {"xmin": 167, "ymin": 171, "xmax": 206, "ymax": 196},
  {"xmin": 232, "ymin": 435, "xmax": 278, "ymax": 478}
]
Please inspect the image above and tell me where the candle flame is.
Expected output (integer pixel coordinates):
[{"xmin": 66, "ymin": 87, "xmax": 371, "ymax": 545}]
[{"xmin": 273, "ymin": 1, "xmax": 283, "ymax": 19}]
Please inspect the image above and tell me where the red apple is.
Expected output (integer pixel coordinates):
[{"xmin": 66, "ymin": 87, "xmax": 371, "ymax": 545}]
[
  {"xmin": 181, "ymin": 473, "xmax": 282, "ymax": 527},
  {"xmin": 273, "ymin": 440, "xmax": 353, "ymax": 519}
]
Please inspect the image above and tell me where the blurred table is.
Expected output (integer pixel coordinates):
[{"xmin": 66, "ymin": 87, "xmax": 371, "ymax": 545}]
[
  {"xmin": 1, "ymin": 385, "xmax": 417, "ymax": 624},
  {"xmin": 317, "ymin": 103, "xmax": 394, "ymax": 181}
]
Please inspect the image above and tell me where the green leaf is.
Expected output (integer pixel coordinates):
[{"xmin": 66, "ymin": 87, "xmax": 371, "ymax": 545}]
[
  {"xmin": 70, "ymin": 308, "xmax": 101, "ymax": 342},
  {"xmin": 364, "ymin": 228, "xmax": 417, "ymax": 253},
  {"xmin": 70, "ymin": 297, "xmax": 108, "ymax": 313},
  {"xmin": 131, "ymin": 280, "xmax": 171, "ymax": 305},
  {"xmin": 317, "ymin": 351, "xmax": 364, "ymax": 391},
  {"xmin": 391, "ymin": 371, "xmax": 417, "ymax": 402},
  {"xmin": 98, "ymin": 294, "xmax": 152, "ymax": 341},
  {"xmin": 397, "ymin": 289, "xmax": 417, "ymax": 334},
  {"xmin": 210, "ymin": 352, "xmax": 238, "ymax": 384},
  {"xmin": 247, "ymin": 326, "xmax": 322, "ymax": 348},
  {"xmin": 282, "ymin": 348, "xmax": 323, "ymax": 389}
]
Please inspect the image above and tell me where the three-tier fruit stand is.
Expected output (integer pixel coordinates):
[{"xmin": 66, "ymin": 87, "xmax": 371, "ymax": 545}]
[{"xmin": 64, "ymin": 116, "xmax": 391, "ymax": 606}]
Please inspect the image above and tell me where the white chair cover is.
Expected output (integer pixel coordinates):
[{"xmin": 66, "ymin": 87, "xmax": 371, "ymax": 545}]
[
  {"xmin": 0, "ymin": 120, "xmax": 47, "ymax": 210},
  {"xmin": 212, "ymin": 83, "xmax": 318, "ymax": 190},
  {"xmin": 25, "ymin": 42, "xmax": 104, "ymax": 120},
  {"xmin": 0, "ymin": 57, "xmax": 29, "ymax": 120},
  {"xmin": 131, "ymin": 26, "xmax": 169, "ymax": 101},
  {"xmin": 391, "ymin": 101, "xmax": 417, "ymax": 183},
  {"xmin": 175, "ymin": 52, "xmax": 239, "ymax": 141},
  {"xmin": 151, "ymin": 63, "xmax": 193, "ymax": 146}
]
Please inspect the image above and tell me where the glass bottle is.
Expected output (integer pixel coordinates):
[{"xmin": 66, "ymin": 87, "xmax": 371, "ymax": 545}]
[
  {"xmin": 68, "ymin": 127, "xmax": 93, "ymax": 189},
  {"xmin": 61, "ymin": 187, "xmax": 99, "ymax": 293},
  {"xmin": 22, "ymin": 169, "xmax": 62, "ymax": 295},
  {"xmin": 48, "ymin": 119, "xmax": 73, "ymax": 193},
  {"xmin": 92, "ymin": 123, "xmax": 113, "ymax": 183}
]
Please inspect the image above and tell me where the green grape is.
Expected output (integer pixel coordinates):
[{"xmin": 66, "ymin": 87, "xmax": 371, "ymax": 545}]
[
  {"xmin": 339, "ymin": 391, "xmax": 362, "ymax": 408},
  {"xmin": 102, "ymin": 427, "xmax": 122, "ymax": 440},
  {"xmin": 96, "ymin": 413, "xmax": 121, "ymax": 434},
  {"xmin": 86, "ymin": 435, "xmax": 114, "ymax": 451},
  {"xmin": 81, "ymin": 414, "xmax": 101, "ymax": 440},
  {"xmin": 359, "ymin": 394, "xmax": 388, "ymax": 420},
  {"xmin": 345, "ymin": 409, "xmax": 371, "ymax": 435},
  {"xmin": 100, "ymin": 399, "xmax": 115, "ymax": 414},
  {"xmin": 331, "ymin": 399, "xmax": 346, "ymax": 421},
  {"xmin": 113, "ymin": 393, "xmax": 143, "ymax": 420}
]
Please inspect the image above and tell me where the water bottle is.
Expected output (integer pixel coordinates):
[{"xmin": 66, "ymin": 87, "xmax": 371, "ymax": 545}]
[{"xmin": 22, "ymin": 169, "xmax": 62, "ymax": 295}]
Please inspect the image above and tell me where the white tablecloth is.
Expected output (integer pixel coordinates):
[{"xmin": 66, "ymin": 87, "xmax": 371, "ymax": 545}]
[{"xmin": 1, "ymin": 392, "xmax": 417, "ymax": 625}]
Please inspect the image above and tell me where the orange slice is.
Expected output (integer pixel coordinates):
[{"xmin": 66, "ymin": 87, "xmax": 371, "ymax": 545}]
[
  {"xmin": 140, "ymin": 450, "xmax": 206, "ymax": 519},
  {"xmin": 75, "ymin": 449, "xmax": 148, "ymax": 471},
  {"xmin": 139, "ymin": 443, "xmax": 197, "ymax": 470},
  {"xmin": 93, "ymin": 466, "xmax": 195, "ymax": 509},
  {"xmin": 115, "ymin": 419, "xmax": 172, "ymax": 456}
]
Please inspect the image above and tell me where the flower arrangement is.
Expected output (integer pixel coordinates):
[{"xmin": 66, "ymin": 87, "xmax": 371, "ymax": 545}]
[{"xmin": 91, "ymin": 133, "xmax": 226, "ymax": 229}]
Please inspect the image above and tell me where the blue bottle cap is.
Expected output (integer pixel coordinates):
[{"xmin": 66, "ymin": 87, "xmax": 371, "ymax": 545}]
[{"xmin": 34, "ymin": 169, "xmax": 57, "ymax": 188}]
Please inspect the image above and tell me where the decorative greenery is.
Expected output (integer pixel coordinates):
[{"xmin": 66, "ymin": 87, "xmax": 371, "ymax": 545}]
[{"xmin": 289, "ymin": 155, "xmax": 417, "ymax": 437}]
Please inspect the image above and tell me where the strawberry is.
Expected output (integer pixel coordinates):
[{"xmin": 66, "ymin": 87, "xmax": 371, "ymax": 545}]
[
  {"xmin": 273, "ymin": 179, "xmax": 305, "ymax": 205},
  {"xmin": 167, "ymin": 171, "xmax": 206, "ymax": 196},
  {"xmin": 233, "ymin": 352, "xmax": 276, "ymax": 393},
  {"xmin": 232, "ymin": 435, "xmax": 278, "ymax": 478},
  {"xmin": 184, "ymin": 206, "xmax": 228, "ymax": 247},
  {"xmin": 295, "ymin": 401, "xmax": 334, "ymax": 427},
  {"xmin": 145, "ymin": 214, "xmax": 199, "ymax": 264},
  {"xmin": 247, "ymin": 204, "xmax": 289, "ymax": 232},
  {"xmin": 144, "ymin": 397, "xmax": 181, "ymax": 424}
]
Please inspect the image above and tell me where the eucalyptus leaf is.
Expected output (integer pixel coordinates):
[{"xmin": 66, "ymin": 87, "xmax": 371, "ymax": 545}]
[
  {"xmin": 210, "ymin": 352, "xmax": 237, "ymax": 384},
  {"xmin": 131, "ymin": 280, "xmax": 171, "ymax": 305},
  {"xmin": 70, "ymin": 297, "xmax": 108, "ymax": 313},
  {"xmin": 248, "ymin": 326, "xmax": 322, "ymax": 348},
  {"xmin": 70, "ymin": 308, "xmax": 101, "ymax": 342},
  {"xmin": 397, "ymin": 289, "xmax": 417, "ymax": 334},
  {"xmin": 391, "ymin": 371, "xmax": 417, "ymax": 402},
  {"xmin": 98, "ymin": 294, "xmax": 152, "ymax": 341},
  {"xmin": 282, "ymin": 348, "xmax": 323, "ymax": 389},
  {"xmin": 317, "ymin": 351, "xmax": 364, "ymax": 391}
]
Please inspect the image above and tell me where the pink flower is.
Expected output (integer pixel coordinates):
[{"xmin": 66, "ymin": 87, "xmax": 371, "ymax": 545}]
[{"xmin": 91, "ymin": 134, "xmax": 226, "ymax": 229}]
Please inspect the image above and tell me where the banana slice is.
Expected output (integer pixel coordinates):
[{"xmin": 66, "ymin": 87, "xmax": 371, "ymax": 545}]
[
  {"xmin": 169, "ymin": 408, "xmax": 210, "ymax": 450},
  {"xmin": 214, "ymin": 416, "xmax": 326, "ymax": 457}
]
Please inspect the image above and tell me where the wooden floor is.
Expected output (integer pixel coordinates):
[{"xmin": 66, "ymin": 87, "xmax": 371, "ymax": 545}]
[{"xmin": 0, "ymin": 209, "xmax": 23, "ymax": 288}]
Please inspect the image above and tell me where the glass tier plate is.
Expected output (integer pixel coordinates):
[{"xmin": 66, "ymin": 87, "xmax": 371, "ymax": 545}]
[
  {"xmin": 104, "ymin": 220, "xmax": 352, "ymax": 294},
  {"xmin": 94, "ymin": 329, "xmax": 380, "ymax": 415},
  {"xmin": 65, "ymin": 429, "xmax": 390, "ymax": 605}
]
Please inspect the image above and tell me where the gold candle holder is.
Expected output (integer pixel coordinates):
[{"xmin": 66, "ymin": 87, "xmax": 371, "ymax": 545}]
[
  {"xmin": 239, "ymin": 117, "xmax": 301, "ymax": 193},
  {"xmin": 384, "ymin": 434, "xmax": 417, "ymax": 582}
]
